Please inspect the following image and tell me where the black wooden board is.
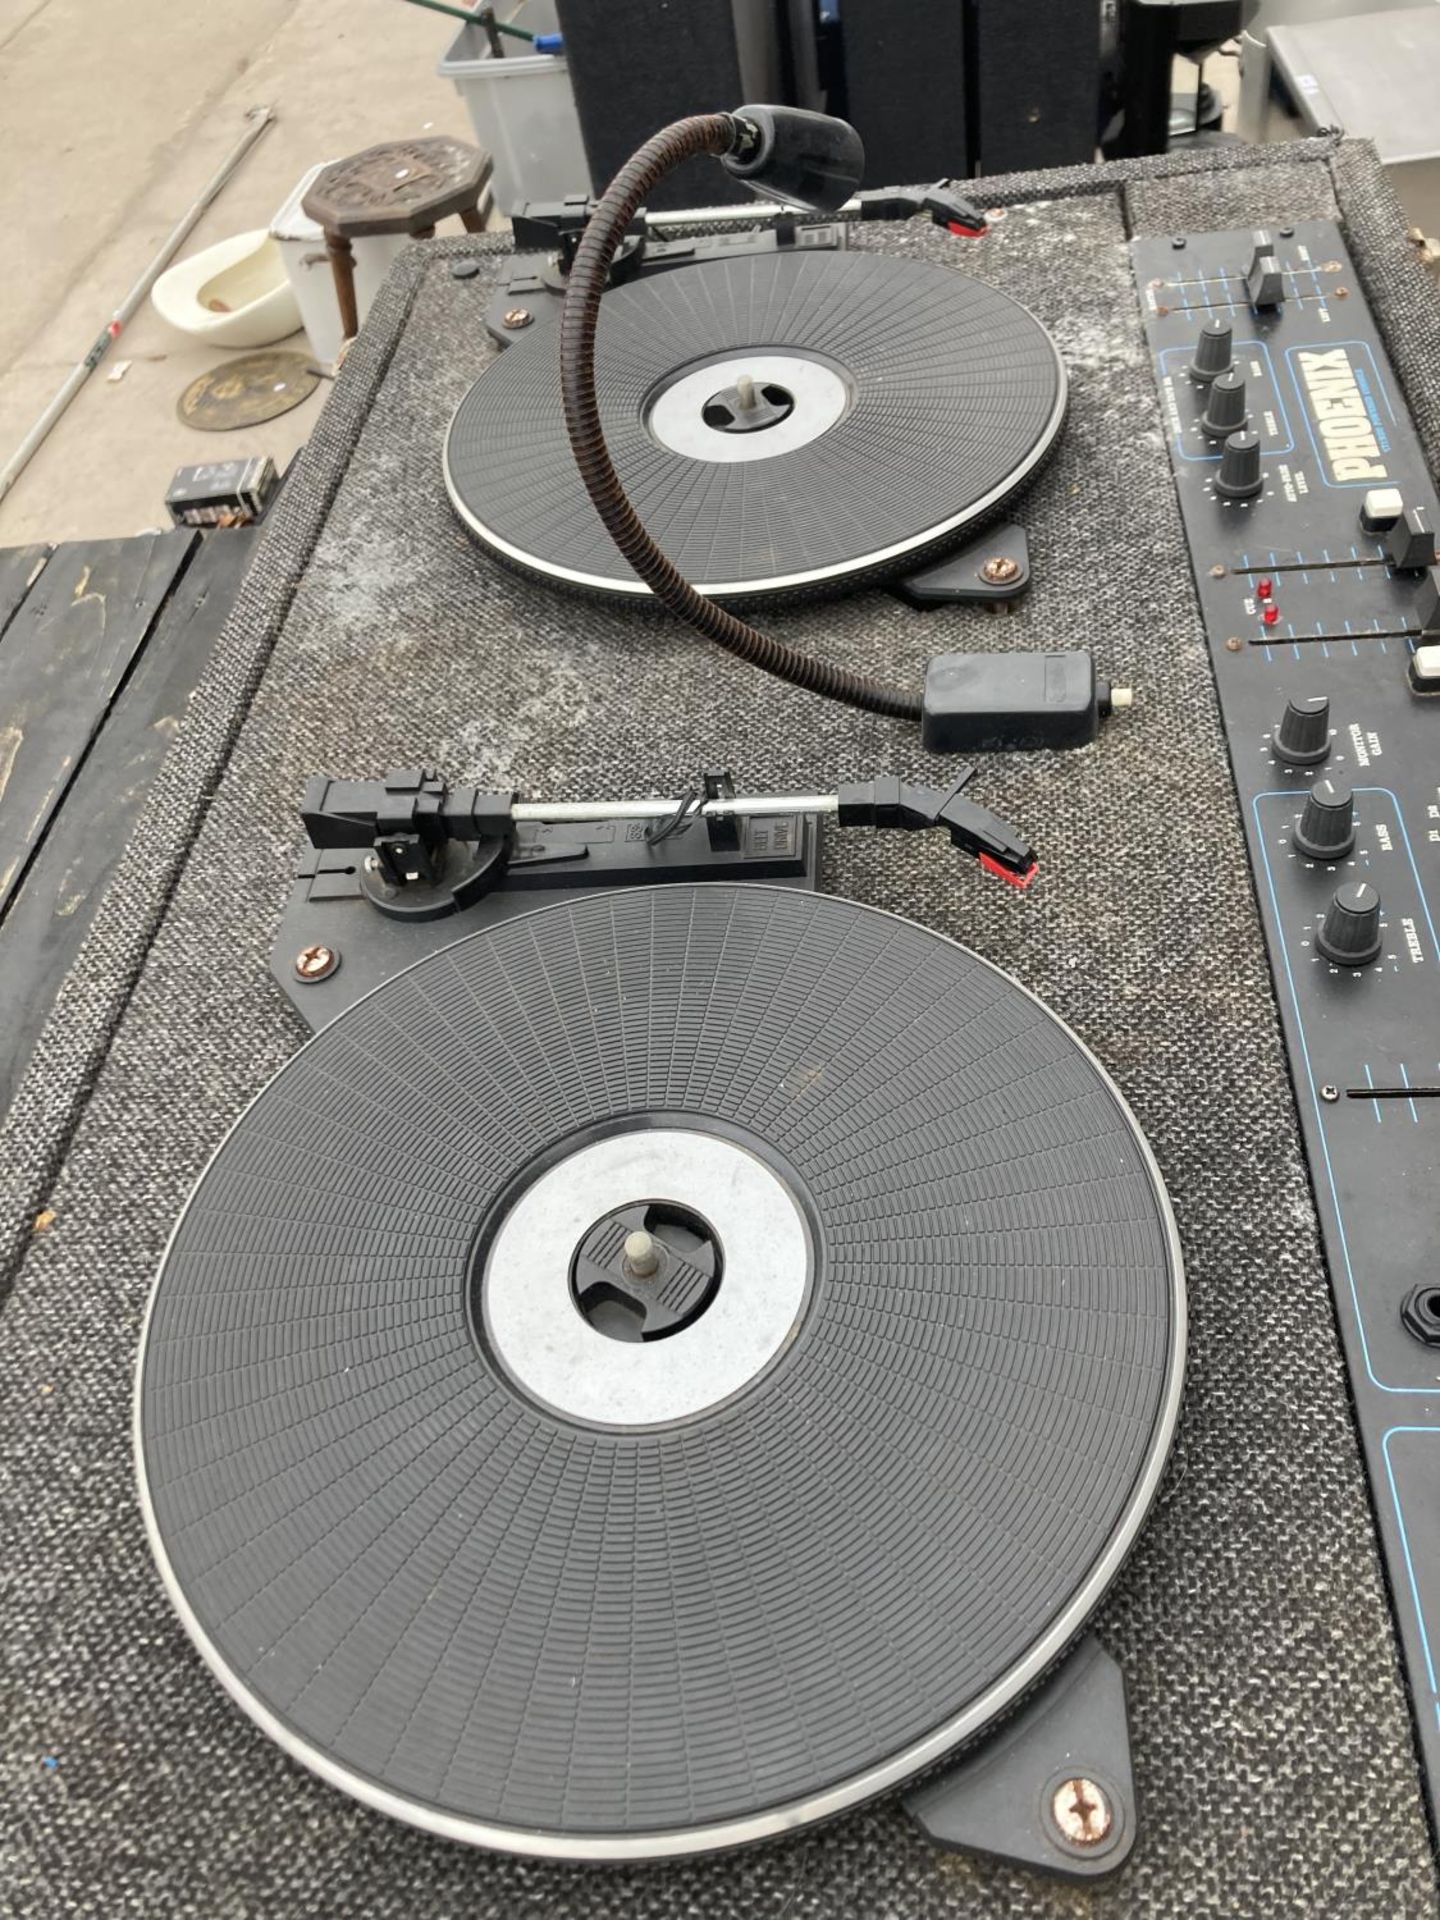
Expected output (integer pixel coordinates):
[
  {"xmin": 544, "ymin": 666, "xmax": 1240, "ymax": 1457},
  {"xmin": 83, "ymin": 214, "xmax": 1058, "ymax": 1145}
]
[
  {"xmin": 0, "ymin": 544, "xmax": 50, "ymax": 644},
  {"xmin": 0, "ymin": 527, "xmax": 256, "ymax": 1118},
  {"xmin": 0, "ymin": 530, "xmax": 195, "ymax": 918}
]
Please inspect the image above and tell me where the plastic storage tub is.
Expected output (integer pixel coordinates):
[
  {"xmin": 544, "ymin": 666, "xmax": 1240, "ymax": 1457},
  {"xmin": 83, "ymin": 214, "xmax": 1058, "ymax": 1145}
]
[
  {"xmin": 438, "ymin": 1, "xmax": 589, "ymax": 214},
  {"xmin": 270, "ymin": 163, "xmax": 410, "ymax": 367}
]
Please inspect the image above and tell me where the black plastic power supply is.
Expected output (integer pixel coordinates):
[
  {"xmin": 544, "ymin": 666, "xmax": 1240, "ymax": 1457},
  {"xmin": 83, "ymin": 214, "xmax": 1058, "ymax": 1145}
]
[{"xmin": 921, "ymin": 651, "xmax": 1128, "ymax": 753}]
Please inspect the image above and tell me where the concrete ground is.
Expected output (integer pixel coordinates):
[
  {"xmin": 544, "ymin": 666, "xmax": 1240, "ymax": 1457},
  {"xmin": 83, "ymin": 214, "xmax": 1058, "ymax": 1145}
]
[{"xmin": 0, "ymin": 0, "xmax": 477, "ymax": 545}]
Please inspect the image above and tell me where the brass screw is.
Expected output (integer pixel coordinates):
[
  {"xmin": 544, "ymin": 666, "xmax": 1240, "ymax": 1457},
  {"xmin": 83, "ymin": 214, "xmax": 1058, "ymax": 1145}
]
[
  {"xmin": 1334, "ymin": 286, "xmax": 1348, "ymax": 299},
  {"xmin": 980, "ymin": 554, "xmax": 1021, "ymax": 585},
  {"xmin": 1209, "ymin": 563, "xmax": 1227, "ymax": 578},
  {"xmin": 503, "ymin": 307, "xmax": 535, "ymax": 328},
  {"xmin": 1051, "ymin": 1776, "xmax": 1113, "ymax": 1848},
  {"xmin": 294, "ymin": 943, "xmax": 339, "ymax": 983},
  {"xmin": 1225, "ymin": 635, "xmax": 1244, "ymax": 652}
]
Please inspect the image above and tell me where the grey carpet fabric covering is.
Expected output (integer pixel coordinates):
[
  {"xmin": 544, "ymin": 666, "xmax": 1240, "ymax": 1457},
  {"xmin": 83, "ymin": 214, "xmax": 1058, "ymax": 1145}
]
[{"xmin": 3, "ymin": 139, "xmax": 1439, "ymax": 1916}]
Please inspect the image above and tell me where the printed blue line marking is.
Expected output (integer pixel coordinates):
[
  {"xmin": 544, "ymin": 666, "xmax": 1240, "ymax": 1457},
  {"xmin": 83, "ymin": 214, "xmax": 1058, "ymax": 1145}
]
[
  {"xmin": 1402, "ymin": 1061, "xmax": 1420, "ymax": 1125},
  {"xmin": 1384, "ymin": 1429, "xmax": 1440, "ymax": 1702}
]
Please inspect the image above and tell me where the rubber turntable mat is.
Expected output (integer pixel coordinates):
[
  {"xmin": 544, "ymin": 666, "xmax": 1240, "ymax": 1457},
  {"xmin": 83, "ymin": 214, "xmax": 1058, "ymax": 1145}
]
[
  {"xmin": 140, "ymin": 886, "xmax": 1179, "ymax": 1844},
  {"xmin": 444, "ymin": 249, "xmax": 1064, "ymax": 595},
  {"xmin": 6, "ymin": 148, "xmax": 1439, "ymax": 1916}
]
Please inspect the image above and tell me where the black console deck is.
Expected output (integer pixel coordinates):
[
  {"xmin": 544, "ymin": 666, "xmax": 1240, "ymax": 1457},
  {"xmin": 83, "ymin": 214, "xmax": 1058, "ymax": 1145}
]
[{"xmin": 1134, "ymin": 219, "xmax": 1440, "ymax": 1816}]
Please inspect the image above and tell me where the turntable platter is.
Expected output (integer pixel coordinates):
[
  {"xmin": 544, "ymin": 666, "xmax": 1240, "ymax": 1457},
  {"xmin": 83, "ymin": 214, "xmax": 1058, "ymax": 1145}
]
[
  {"xmin": 137, "ymin": 886, "xmax": 1182, "ymax": 1859},
  {"xmin": 444, "ymin": 249, "xmax": 1067, "ymax": 601}
]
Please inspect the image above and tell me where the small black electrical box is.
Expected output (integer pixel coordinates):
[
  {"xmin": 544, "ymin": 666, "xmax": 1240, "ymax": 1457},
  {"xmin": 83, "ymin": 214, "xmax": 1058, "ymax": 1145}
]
[
  {"xmin": 921, "ymin": 651, "xmax": 1107, "ymax": 753},
  {"xmin": 166, "ymin": 455, "xmax": 278, "ymax": 528}
]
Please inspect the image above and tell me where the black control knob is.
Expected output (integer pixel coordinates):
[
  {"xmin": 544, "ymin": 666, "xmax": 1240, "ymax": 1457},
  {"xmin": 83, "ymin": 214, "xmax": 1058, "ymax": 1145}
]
[
  {"xmin": 1215, "ymin": 430, "xmax": 1262, "ymax": 500},
  {"xmin": 1386, "ymin": 507, "xmax": 1436, "ymax": 574},
  {"xmin": 1294, "ymin": 778, "xmax": 1356, "ymax": 861},
  {"xmin": 1200, "ymin": 369, "xmax": 1248, "ymax": 438},
  {"xmin": 1317, "ymin": 882, "xmax": 1382, "ymax": 967},
  {"xmin": 1191, "ymin": 318, "xmax": 1233, "ymax": 384},
  {"xmin": 1273, "ymin": 695, "xmax": 1331, "ymax": 766}
]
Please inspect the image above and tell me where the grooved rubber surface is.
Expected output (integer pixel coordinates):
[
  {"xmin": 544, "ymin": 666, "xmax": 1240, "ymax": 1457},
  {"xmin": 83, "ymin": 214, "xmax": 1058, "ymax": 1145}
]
[
  {"xmin": 138, "ymin": 885, "xmax": 1179, "ymax": 1846},
  {"xmin": 444, "ymin": 250, "xmax": 1065, "ymax": 596}
]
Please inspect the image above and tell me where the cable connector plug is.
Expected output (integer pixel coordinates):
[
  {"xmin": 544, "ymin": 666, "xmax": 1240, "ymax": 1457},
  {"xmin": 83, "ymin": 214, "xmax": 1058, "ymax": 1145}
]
[{"xmin": 836, "ymin": 772, "xmax": 1037, "ymax": 885}]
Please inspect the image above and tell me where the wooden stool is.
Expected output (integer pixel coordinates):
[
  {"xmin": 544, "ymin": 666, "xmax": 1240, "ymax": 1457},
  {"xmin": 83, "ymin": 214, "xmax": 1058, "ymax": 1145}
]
[{"xmin": 302, "ymin": 136, "xmax": 493, "ymax": 342}]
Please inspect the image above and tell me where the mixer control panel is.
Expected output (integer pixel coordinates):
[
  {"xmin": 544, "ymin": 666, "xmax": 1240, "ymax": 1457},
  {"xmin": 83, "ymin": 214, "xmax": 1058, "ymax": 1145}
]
[{"xmin": 1135, "ymin": 221, "xmax": 1440, "ymax": 1816}]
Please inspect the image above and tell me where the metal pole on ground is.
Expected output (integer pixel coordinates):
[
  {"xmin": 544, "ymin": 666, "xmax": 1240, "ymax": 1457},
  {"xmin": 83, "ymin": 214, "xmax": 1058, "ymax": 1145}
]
[{"xmin": 0, "ymin": 105, "xmax": 277, "ymax": 512}]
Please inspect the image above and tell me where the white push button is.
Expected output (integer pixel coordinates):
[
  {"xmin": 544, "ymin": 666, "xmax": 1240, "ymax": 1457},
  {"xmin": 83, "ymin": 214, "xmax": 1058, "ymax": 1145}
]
[{"xmin": 1361, "ymin": 486, "xmax": 1405, "ymax": 533}]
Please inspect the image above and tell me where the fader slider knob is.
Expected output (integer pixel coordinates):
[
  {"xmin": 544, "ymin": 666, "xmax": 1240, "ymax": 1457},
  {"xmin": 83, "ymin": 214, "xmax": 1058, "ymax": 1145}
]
[
  {"xmin": 1215, "ymin": 430, "xmax": 1262, "ymax": 500},
  {"xmin": 1190, "ymin": 318, "xmax": 1233, "ymax": 384},
  {"xmin": 1246, "ymin": 235, "xmax": 1284, "ymax": 309},
  {"xmin": 1293, "ymin": 778, "xmax": 1356, "ymax": 861},
  {"xmin": 1273, "ymin": 695, "xmax": 1331, "ymax": 766},
  {"xmin": 1317, "ymin": 882, "xmax": 1382, "ymax": 967},
  {"xmin": 1200, "ymin": 369, "xmax": 1248, "ymax": 438},
  {"xmin": 1418, "ymin": 565, "xmax": 1440, "ymax": 640},
  {"xmin": 1386, "ymin": 508, "xmax": 1436, "ymax": 574}
]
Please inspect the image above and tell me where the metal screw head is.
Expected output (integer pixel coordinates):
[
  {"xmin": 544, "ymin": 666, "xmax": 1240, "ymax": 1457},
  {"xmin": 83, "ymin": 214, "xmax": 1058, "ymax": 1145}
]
[
  {"xmin": 1334, "ymin": 286, "xmax": 1348, "ymax": 299},
  {"xmin": 1209, "ymin": 562, "xmax": 1227, "ymax": 578},
  {"xmin": 1225, "ymin": 635, "xmax": 1244, "ymax": 653},
  {"xmin": 1320, "ymin": 1084, "xmax": 1339, "ymax": 1103},
  {"xmin": 503, "ymin": 306, "xmax": 534, "ymax": 328},
  {"xmin": 980, "ymin": 554, "xmax": 1021, "ymax": 585},
  {"xmin": 1050, "ymin": 1776, "xmax": 1113, "ymax": 1848},
  {"xmin": 294, "ymin": 943, "xmax": 339, "ymax": 982}
]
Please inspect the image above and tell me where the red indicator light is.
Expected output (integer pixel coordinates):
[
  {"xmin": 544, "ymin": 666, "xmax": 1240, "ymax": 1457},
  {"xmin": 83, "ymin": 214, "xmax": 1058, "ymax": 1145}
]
[
  {"xmin": 1262, "ymin": 603, "xmax": 1280, "ymax": 626},
  {"xmin": 1257, "ymin": 576, "xmax": 1273, "ymax": 599}
]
